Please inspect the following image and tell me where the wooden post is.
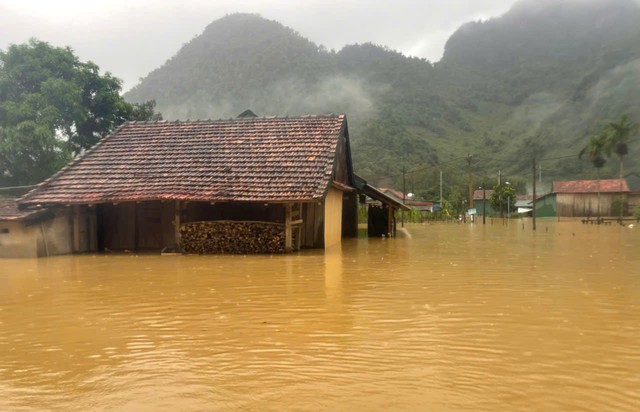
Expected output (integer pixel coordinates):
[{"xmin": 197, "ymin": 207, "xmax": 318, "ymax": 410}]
[
  {"xmin": 387, "ymin": 206, "xmax": 393, "ymax": 237},
  {"xmin": 73, "ymin": 205, "xmax": 81, "ymax": 253},
  {"xmin": 88, "ymin": 207, "xmax": 98, "ymax": 252},
  {"xmin": 285, "ymin": 203, "xmax": 292, "ymax": 252},
  {"xmin": 175, "ymin": 200, "xmax": 182, "ymax": 252}
]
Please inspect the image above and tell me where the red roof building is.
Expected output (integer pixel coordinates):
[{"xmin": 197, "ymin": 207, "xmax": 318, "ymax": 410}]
[
  {"xmin": 17, "ymin": 114, "xmax": 358, "ymax": 254},
  {"xmin": 535, "ymin": 178, "xmax": 632, "ymax": 218}
]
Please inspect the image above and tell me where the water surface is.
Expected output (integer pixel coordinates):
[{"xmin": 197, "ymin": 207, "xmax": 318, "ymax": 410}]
[{"xmin": 1, "ymin": 219, "xmax": 639, "ymax": 411}]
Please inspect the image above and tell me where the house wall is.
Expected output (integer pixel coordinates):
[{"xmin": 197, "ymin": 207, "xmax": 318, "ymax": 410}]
[
  {"xmin": 0, "ymin": 209, "xmax": 73, "ymax": 258},
  {"xmin": 184, "ymin": 202, "xmax": 284, "ymax": 223},
  {"xmin": 99, "ymin": 203, "xmax": 136, "ymax": 250},
  {"xmin": 0, "ymin": 221, "xmax": 38, "ymax": 258},
  {"xmin": 341, "ymin": 191, "xmax": 358, "ymax": 238},
  {"xmin": 629, "ymin": 192, "xmax": 640, "ymax": 213},
  {"xmin": 535, "ymin": 195, "xmax": 557, "ymax": 217},
  {"xmin": 556, "ymin": 193, "xmax": 619, "ymax": 217},
  {"xmin": 324, "ymin": 187, "xmax": 343, "ymax": 248},
  {"xmin": 474, "ymin": 199, "xmax": 495, "ymax": 216},
  {"xmin": 333, "ymin": 132, "xmax": 351, "ymax": 185},
  {"xmin": 301, "ymin": 202, "xmax": 324, "ymax": 248}
]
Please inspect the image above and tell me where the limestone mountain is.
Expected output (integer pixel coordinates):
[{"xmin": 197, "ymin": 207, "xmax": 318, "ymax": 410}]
[{"xmin": 125, "ymin": 1, "xmax": 640, "ymax": 196}]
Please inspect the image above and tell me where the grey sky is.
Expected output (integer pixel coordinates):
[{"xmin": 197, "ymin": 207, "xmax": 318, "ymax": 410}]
[{"xmin": 1, "ymin": 0, "xmax": 519, "ymax": 91}]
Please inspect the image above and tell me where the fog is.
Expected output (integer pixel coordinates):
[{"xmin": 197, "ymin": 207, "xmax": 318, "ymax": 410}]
[{"xmin": 0, "ymin": 0, "xmax": 519, "ymax": 90}]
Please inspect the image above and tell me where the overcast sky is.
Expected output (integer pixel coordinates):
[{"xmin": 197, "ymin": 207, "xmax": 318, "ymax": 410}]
[{"xmin": 1, "ymin": 0, "xmax": 520, "ymax": 91}]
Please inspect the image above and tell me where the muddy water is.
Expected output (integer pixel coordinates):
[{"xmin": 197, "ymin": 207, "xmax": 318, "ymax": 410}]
[{"xmin": 1, "ymin": 219, "xmax": 639, "ymax": 411}]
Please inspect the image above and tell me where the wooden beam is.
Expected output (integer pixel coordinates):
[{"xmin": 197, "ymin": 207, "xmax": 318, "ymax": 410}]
[
  {"xmin": 175, "ymin": 200, "xmax": 182, "ymax": 252},
  {"xmin": 73, "ymin": 205, "xmax": 81, "ymax": 252},
  {"xmin": 285, "ymin": 203, "xmax": 292, "ymax": 252},
  {"xmin": 88, "ymin": 208, "xmax": 98, "ymax": 252}
]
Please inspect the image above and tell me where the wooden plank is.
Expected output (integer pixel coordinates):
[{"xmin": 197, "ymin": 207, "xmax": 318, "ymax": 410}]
[
  {"xmin": 285, "ymin": 203, "xmax": 292, "ymax": 252},
  {"xmin": 88, "ymin": 208, "xmax": 97, "ymax": 252},
  {"xmin": 73, "ymin": 205, "xmax": 81, "ymax": 252},
  {"xmin": 175, "ymin": 200, "xmax": 182, "ymax": 252}
]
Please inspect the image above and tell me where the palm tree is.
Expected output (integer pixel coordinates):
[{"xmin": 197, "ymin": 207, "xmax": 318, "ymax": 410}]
[
  {"xmin": 603, "ymin": 114, "xmax": 638, "ymax": 220},
  {"xmin": 579, "ymin": 133, "xmax": 607, "ymax": 218},
  {"xmin": 603, "ymin": 113, "xmax": 638, "ymax": 181}
]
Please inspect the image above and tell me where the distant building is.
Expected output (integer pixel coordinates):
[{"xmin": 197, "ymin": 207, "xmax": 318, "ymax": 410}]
[
  {"xmin": 353, "ymin": 175, "xmax": 410, "ymax": 237},
  {"xmin": 377, "ymin": 188, "xmax": 436, "ymax": 212},
  {"xmin": 473, "ymin": 189, "xmax": 495, "ymax": 216},
  {"xmin": 535, "ymin": 179, "xmax": 630, "ymax": 217}
]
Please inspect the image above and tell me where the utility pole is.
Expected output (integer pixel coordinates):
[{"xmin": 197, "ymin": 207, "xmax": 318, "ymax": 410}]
[
  {"xmin": 439, "ymin": 170, "xmax": 443, "ymax": 208},
  {"xmin": 482, "ymin": 183, "xmax": 486, "ymax": 225},
  {"xmin": 498, "ymin": 169, "xmax": 503, "ymax": 218},
  {"xmin": 467, "ymin": 155, "xmax": 474, "ymax": 209},
  {"xmin": 532, "ymin": 157, "xmax": 537, "ymax": 231}
]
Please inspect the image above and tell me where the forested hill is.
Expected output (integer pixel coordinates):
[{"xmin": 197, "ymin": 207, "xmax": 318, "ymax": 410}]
[
  {"xmin": 125, "ymin": 0, "xmax": 640, "ymax": 196},
  {"xmin": 440, "ymin": 0, "xmax": 640, "ymax": 104}
]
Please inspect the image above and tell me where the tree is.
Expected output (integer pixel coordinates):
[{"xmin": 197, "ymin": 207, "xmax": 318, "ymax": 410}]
[
  {"xmin": 578, "ymin": 133, "xmax": 608, "ymax": 217},
  {"xmin": 602, "ymin": 113, "xmax": 638, "ymax": 181},
  {"xmin": 489, "ymin": 182, "xmax": 516, "ymax": 217},
  {"xmin": 0, "ymin": 39, "xmax": 161, "ymax": 186}
]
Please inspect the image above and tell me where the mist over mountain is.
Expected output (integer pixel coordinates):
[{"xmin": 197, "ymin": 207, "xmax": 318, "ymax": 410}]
[{"xmin": 125, "ymin": 0, "xmax": 640, "ymax": 194}]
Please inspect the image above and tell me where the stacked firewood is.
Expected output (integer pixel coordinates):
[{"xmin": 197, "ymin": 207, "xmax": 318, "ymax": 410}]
[{"xmin": 180, "ymin": 220, "xmax": 285, "ymax": 254}]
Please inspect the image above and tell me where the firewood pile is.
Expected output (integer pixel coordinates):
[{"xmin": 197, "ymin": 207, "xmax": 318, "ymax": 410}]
[{"xmin": 180, "ymin": 220, "xmax": 285, "ymax": 254}]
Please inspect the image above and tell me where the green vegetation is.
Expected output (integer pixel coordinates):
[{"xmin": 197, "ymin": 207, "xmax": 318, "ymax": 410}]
[
  {"xmin": 3, "ymin": 0, "xmax": 640, "ymax": 201},
  {"xmin": 0, "ymin": 39, "xmax": 161, "ymax": 186},
  {"xmin": 579, "ymin": 113, "xmax": 638, "ymax": 216},
  {"xmin": 489, "ymin": 183, "xmax": 516, "ymax": 218},
  {"xmin": 125, "ymin": 0, "xmax": 640, "ymax": 198},
  {"xmin": 601, "ymin": 114, "xmax": 639, "ymax": 179}
]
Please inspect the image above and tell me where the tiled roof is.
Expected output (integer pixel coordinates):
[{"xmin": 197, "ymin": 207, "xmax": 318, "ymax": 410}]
[
  {"xmin": 19, "ymin": 115, "xmax": 347, "ymax": 207},
  {"xmin": 0, "ymin": 199, "xmax": 42, "ymax": 221},
  {"xmin": 553, "ymin": 179, "xmax": 629, "ymax": 194}
]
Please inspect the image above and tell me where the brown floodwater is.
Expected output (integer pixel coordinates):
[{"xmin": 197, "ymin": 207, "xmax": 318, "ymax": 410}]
[{"xmin": 1, "ymin": 219, "xmax": 639, "ymax": 411}]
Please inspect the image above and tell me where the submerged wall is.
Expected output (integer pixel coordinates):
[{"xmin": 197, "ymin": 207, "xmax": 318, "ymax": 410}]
[
  {"xmin": 0, "ymin": 209, "xmax": 73, "ymax": 258},
  {"xmin": 324, "ymin": 187, "xmax": 343, "ymax": 248}
]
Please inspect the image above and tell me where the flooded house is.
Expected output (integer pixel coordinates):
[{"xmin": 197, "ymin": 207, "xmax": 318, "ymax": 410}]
[
  {"xmin": 473, "ymin": 189, "xmax": 495, "ymax": 216},
  {"xmin": 535, "ymin": 179, "xmax": 630, "ymax": 217},
  {"xmin": 353, "ymin": 175, "xmax": 410, "ymax": 237},
  {"xmin": 16, "ymin": 114, "xmax": 359, "ymax": 254}
]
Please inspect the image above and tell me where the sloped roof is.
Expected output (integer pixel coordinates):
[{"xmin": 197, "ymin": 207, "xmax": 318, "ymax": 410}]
[
  {"xmin": 0, "ymin": 199, "xmax": 46, "ymax": 221},
  {"xmin": 553, "ymin": 179, "xmax": 629, "ymax": 194},
  {"xmin": 353, "ymin": 175, "xmax": 410, "ymax": 211},
  {"xmin": 19, "ymin": 115, "xmax": 347, "ymax": 207}
]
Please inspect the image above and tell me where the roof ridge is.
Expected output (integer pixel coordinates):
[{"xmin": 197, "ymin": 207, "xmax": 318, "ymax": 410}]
[{"xmin": 136, "ymin": 114, "xmax": 346, "ymax": 124}]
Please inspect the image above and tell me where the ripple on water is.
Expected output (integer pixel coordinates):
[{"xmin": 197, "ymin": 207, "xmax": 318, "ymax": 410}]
[{"xmin": 1, "ymin": 221, "xmax": 639, "ymax": 410}]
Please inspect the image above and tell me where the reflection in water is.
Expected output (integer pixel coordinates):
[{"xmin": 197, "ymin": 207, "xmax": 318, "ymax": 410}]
[{"xmin": 1, "ymin": 219, "xmax": 640, "ymax": 411}]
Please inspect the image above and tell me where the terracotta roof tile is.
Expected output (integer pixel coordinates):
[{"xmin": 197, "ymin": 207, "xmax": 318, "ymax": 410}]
[
  {"xmin": 19, "ymin": 115, "xmax": 347, "ymax": 206},
  {"xmin": 0, "ymin": 199, "xmax": 42, "ymax": 221},
  {"xmin": 553, "ymin": 179, "xmax": 629, "ymax": 193}
]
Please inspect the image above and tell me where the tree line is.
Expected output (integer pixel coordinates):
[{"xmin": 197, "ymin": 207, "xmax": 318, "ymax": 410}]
[{"xmin": 0, "ymin": 39, "xmax": 161, "ymax": 187}]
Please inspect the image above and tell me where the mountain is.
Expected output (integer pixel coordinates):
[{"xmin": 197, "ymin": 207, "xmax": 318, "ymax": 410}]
[{"xmin": 125, "ymin": 1, "xmax": 640, "ymax": 198}]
